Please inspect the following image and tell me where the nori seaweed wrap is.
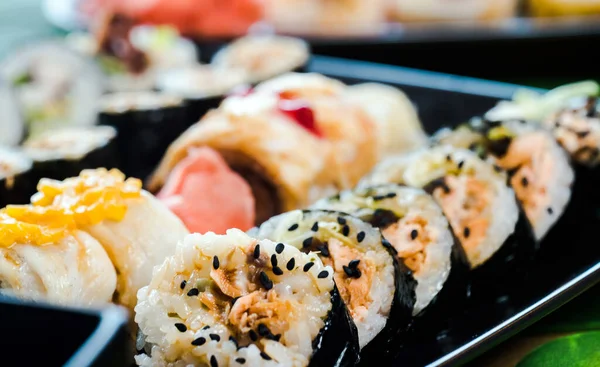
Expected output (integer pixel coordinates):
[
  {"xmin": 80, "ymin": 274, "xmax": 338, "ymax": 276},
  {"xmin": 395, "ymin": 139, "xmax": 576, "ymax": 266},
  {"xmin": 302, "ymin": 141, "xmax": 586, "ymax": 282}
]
[
  {"xmin": 22, "ymin": 126, "xmax": 119, "ymax": 182},
  {"xmin": 249, "ymin": 209, "xmax": 416, "ymax": 363},
  {"xmin": 134, "ymin": 230, "xmax": 359, "ymax": 367},
  {"xmin": 98, "ymin": 91, "xmax": 190, "ymax": 180},
  {"xmin": 0, "ymin": 146, "xmax": 36, "ymax": 207}
]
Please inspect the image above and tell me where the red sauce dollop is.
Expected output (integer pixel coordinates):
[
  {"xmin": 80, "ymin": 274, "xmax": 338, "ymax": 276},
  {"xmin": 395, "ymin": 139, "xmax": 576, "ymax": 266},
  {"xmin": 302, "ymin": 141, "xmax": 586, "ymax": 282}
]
[{"xmin": 277, "ymin": 98, "xmax": 322, "ymax": 138}]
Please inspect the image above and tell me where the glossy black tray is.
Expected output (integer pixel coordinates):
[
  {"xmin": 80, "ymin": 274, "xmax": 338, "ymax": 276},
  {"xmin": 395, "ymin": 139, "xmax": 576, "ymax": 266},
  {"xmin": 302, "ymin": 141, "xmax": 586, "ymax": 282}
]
[
  {"xmin": 0, "ymin": 295, "xmax": 131, "ymax": 367},
  {"xmin": 309, "ymin": 56, "xmax": 600, "ymax": 366}
]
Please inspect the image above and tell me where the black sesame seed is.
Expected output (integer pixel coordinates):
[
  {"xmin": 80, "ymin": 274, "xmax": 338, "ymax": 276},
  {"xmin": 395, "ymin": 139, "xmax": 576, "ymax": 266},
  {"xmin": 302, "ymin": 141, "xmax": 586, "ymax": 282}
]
[
  {"xmin": 373, "ymin": 195, "xmax": 386, "ymax": 201},
  {"xmin": 275, "ymin": 243, "xmax": 285, "ymax": 254},
  {"xmin": 349, "ymin": 259, "xmax": 360, "ymax": 268},
  {"xmin": 187, "ymin": 288, "xmax": 199, "ymax": 297},
  {"xmin": 577, "ymin": 130, "xmax": 590, "ymax": 138},
  {"xmin": 253, "ymin": 244, "xmax": 260, "ymax": 259},
  {"xmin": 174, "ymin": 323, "xmax": 187, "ymax": 332},
  {"xmin": 270, "ymin": 254, "xmax": 278, "ymax": 267},
  {"xmin": 209, "ymin": 334, "xmax": 220, "ymax": 342},
  {"xmin": 232, "ymin": 297, "xmax": 240, "ymax": 305},
  {"xmin": 458, "ymin": 161, "xmax": 465, "ymax": 169},
  {"xmin": 342, "ymin": 225, "xmax": 350, "ymax": 236},
  {"xmin": 287, "ymin": 258, "xmax": 296, "ymax": 271},
  {"xmin": 202, "ymin": 325, "xmax": 210, "ymax": 330},
  {"xmin": 267, "ymin": 333, "xmax": 282, "ymax": 342},
  {"xmin": 311, "ymin": 222, "xmax": 319, "ymax": 231},
  {"xmin": 180, "ymin": 280, "xmax": 187, "ymax": 289},
  {"xmin": 463, "ymin": 227, "xmax": 471, "ymax": 238},
  {"xmin": 260, "ymin": 352, "xmax": 272, "ymax": 361},
  {"xmin": 521, "ymin": 177, "xmax": 529, "ymax": 187},
  {"xmin": 317, "ymin": 245, "xmax": 330, "ymax": 257},
  {"xmin": 357, "ymin": 231, "xmax": 366, "ymax": 243},
  {"xmin": 235, "ymin": 358, "xmax": 246, "ymax": 364},
  {"xmin": 446, "ymin": 154, "xmax": 452, "ymax": 162},
  {"xmin": 229, "ymin": 336, "xmax": 238, "ymax": 348},
  {"xmin": 249, "ymin": 330, "xmax": 258, "ymax": 341},
  {"xmin": 191, "ymin": 337, "xmax": 206, "ymax": 346},
  {"xmin": 354, "ymin": 269, "xmax": 362, "ymax": 278},
  {"xmin": 213, "ymin": 256, "xmax": 220, "ymax": 270},
  {"xmin": 410, "ymin": 229, "xmax": 418, "ymax": 240},
  {"xmin": 386, "ymin": 192, "xmax": 397, "ymax": 199},
  {"xmin": 258, "ymin": 324, "xmax": 270, "ymax": 336},
  {"xmin": 303, "ymin": 262, "xmax": 314, "ymax": 272},
  {"xmin": 493, "ymin": 165, "xmax": 502, "ymax": 173},
  {"xmin": 318, "ymin": 270, "xmax": 329, "ymax": 279},
  {"xmin": 337, "ymin": 217, "xmax": 347, "ymax": 225},
  {"xmin": 302, "ymin": 237, "xmax": 313, "ymax": 248},
  {"xmin": 288, "ymin": 223, "xmax": 299, "ymax": 231},
  {"xmin": 259, "ymin": 271, "xmax": 273, "ymax": 290},
  {"xmin": 343, "ymin": 265, "xmax": 354, "ymax": 277},
  {"xmin": 272, "ymin": 266, "xmax": 284, "ymax": 276},
  {"xmin": 547, "ymin": 207, "xmax": 554, "ymax": 215},
  {"xmin": 210, "ymin": 355, "xmax": 218, "ymax": 367}
]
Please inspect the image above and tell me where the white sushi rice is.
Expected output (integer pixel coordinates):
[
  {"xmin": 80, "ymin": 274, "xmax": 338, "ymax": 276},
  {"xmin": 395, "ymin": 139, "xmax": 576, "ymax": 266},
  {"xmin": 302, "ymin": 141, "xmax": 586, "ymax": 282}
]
[
  {"xmin": 360, "ymin": 145, "xmax": 520, "ymax": 269},
  {"xmin": 312, "ymin": 185, "xmax": 454, "ymax": 315},
  {"xmin": 135, "ymin": 229, "xmax": 334, "ymax": 367},
  {"xmin": 0, "ymin": 146, "xmax": 32, "ymax": 179},
  {"xmin": 250, "ymin": 210, "xmax": 396, "ymax": 349}
]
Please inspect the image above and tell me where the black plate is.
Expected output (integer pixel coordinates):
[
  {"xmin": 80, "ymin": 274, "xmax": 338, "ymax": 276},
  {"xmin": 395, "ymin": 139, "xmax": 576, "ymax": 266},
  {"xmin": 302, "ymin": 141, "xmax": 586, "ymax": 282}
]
[{"xmin": 309, "ymin": 56, "xmax": 600, "ymax": 366}]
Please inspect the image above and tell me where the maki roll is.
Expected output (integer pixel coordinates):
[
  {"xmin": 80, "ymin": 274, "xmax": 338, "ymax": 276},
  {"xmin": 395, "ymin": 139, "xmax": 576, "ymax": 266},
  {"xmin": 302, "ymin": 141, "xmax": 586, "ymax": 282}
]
[
  {"xmin": 98, "ymin": 91, "xmax": 189, "ymax": 180},
  {"xmin": 0, "ymin": 41, "xmax": 104, "ymax": 138},
  {"xmin": 22, "ymin": 126, "xmax": 119, "ymax": 182},
  {"xmin": 434, "ymin": 118, "xmax": 575, "ymax": 241},
  {"xmin": 211, "ymin": 35, "xmax": 310, "ymax": 84},
  {"xmin": 249, "ymin": 209, "xmax": 416, "ymax": 361},
  {"xmin": 66, "ymin": 18, "xmax": 198, "ymax": 92},
  {"xmin": 345, "ymin": 83, "xmax": 428, "ymax": 157},
  {"xmin": 134, "ymin": 229, "xmax": 359, "ymax": 367},
  {"xmin": 360, "ymin": 145, "xmax": 525, "ymax": 270},
  {"xmin": 0, "ymin": 79, "xmax": 24, "ymax": 146},
  {"xmin": 311, "ymin": 184, "xmax": 458, "ymax": 316},
  {"xmin": 30, "ymin": 168, "xmax": 189, "ymax": 310},
  {"xmin": 148, "ymin": 92, "xmax": 342, "ymax": 234},
  {"xmin": 542, "ymin": 96, "xmax": 600, "ymax": 167},
  {"xmin": 0, "ymin": 208, "xmax": 116, "ymax": 307},
  {"xmin": 155, "ymin": 64, "xmax": 248, "ymax": 123},
  {"xmin": 0, "ymin": 147, "xmax": 36, "ymax": 207}
]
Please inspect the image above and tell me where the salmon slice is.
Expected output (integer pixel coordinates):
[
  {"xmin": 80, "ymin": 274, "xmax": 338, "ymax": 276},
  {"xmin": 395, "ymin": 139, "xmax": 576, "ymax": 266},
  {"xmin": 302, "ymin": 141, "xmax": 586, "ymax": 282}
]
[{"xmin": 157, "ymin": 147, "xmax": 255, "ymax": 234}]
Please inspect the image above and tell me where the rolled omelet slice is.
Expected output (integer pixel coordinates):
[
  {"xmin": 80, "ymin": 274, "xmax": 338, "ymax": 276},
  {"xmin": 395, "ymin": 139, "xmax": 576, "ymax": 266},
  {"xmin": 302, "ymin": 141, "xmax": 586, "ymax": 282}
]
[
  {"xmin": 30, "ymin": 168, "xmax": 189, "ymax": 310},
  {"xmin": 0, "ymin": 209, "xmax": 116, "ymax": 307}
]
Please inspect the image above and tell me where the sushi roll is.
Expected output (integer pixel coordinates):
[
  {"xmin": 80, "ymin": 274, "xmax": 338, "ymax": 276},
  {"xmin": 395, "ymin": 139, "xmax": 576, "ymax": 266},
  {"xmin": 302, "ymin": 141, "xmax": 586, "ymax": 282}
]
[
  {"xmin": 542, "ymin": 96, "xmax": 600, "ymax": 167},
  {"xmin": 0, "ymin": 41, "xmax": 104, "ymax": 138},
  {"xmin": 66, "ymin": 18, "xmax": 198, "ymax": 92},
  {"xmin": 98, "ymin": 91, "xmax": 189, "ymax": 180},
  {"xmin": 211, "ymin": 35, "xmax": 310, "ymax": 84},
  {"xmin": 249, "ymin": 209, "xmax": 416, "ymax": 361},
  {"xmin": 345, "ymin": 83, "xmax": 428, "ymax": 157},
  {"xmin": 435, "ymin": 118, "xmax": 575, "ymax": 241},
  {"xmin": 0, "ymin": 147, "xmax": 36, "ymax": 207},
  {"xmin": 30, "ymin": 168, "xmax": 189, "ymax": 310},
  {"xmin": 148, "ymin": 92, "xmax": 342, "ymax": 234},
  {"xmin": 134, "ymin": 230, "xmax": 359, "ymax": 367},
  {"xmin": 155, "ymin": 64, "xmax": 248, "ymax": 123},
  {"xmin": 0, "ymin": 208, "xmax": 116, "ymax": 307},
  {"xmin": 311, "ymin": 184, "xmax": 459, "ymax": 316},
  {"xmin": 22, "ymin": 126, "xmax": 119, "ymax": 182},
  {"xmin": 359, "ymin": 145, "xmax": 528, "ymax": 271},
  {"xmin": 253, "ymin": 73, "xmax": 379, "ymax": 187}
]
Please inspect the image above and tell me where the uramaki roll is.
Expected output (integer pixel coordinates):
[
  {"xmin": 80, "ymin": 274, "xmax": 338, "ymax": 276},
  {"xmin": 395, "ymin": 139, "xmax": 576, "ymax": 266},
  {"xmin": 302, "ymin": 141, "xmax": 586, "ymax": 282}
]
[
  {"xmin": 148, "ymin": 92, "xmax": 340, "ymax": 231},
  {"xmin": 30, "ymin": 168, "xmax": 189, "ymax": 310},
  {"xmin": 0, "ymin": 208, "xmax": 116, "ymax": 307},
  {"xmin": 254, "ymin": 73, "xmax": 379, "ymax": 188}
]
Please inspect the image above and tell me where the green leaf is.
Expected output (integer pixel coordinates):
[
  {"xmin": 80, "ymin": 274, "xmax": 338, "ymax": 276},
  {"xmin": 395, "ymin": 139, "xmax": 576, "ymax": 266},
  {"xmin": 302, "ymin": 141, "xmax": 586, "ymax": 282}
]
[{"xmin": 516, "ymin": 331, "xmax": 600, "ymax": 367}]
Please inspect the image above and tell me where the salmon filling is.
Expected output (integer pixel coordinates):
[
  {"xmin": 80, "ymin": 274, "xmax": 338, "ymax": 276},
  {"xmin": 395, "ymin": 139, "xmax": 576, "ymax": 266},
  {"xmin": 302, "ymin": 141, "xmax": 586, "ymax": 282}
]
[
  {"xmin": 382, "ymin": 215, "xmax": 430, "ymax": 273},
  {"xmin": 433, "ymin": 175, "xmax": 491, "ymax": 258}
]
